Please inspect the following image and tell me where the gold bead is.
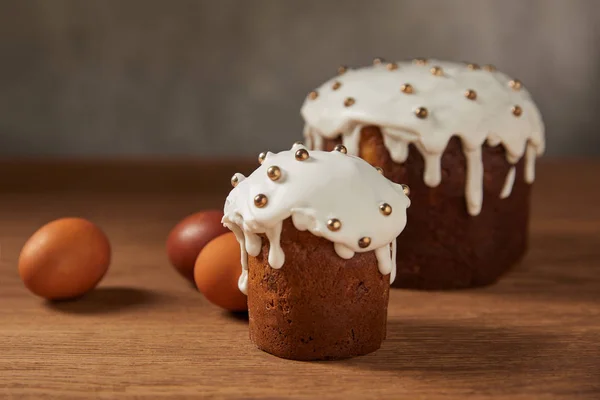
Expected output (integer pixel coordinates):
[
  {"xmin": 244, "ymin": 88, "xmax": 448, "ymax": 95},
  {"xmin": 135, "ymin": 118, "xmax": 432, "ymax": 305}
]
[
  {"xmin": 327, "ymin": 218, "xmax": 342, "ymax": 232},
  {"xmin": 509, "ymin": 79, "xmax": 522, "ymax": 90},
  {"xmin": 333, "ymin": 144, "xmax": 347, "ymax": 154},
  {"xmin": 332, "ymin": 81, "xmax": 342, "ymax": 90},
  {"xmin": 376, "ymin": 166, "xmax": 384, "ymax": 175},
  {"xmin": 267, "ymin": 166, "xmax": 281, "ymax": 181},
  {"xmin": 379, "ymin": 203, "xmax": 392, "ymax": 216},
  {"xmin": 254, "ymin": 194, "xmax": 268, "ymax": 208},
  {"xmin": 466, "ymin": 63, "xmax": 480, "ymax": 70},
  {"xmin": 373, "ymin": 57, "xmax": 385, "ymax": 65},
  {"xmin": 512, "ymin": 105, "xmax": 523, "ymax": 117},
  {"xmin": 401, "ymin": 84, "xmax": 414, "ymax": 94},
  {"xmin": 430, "ymin": 66, "xmax": 443, "ymax": 76},
  {"xmin": 386, "ymin": 62, "xmax": 398, "ymax": 71},
  {"xmin": 295, "ymin": 148, "xmax": 309, "ymax": 161},
  {"xmin": 358, "ymin": 237, "xmax": 371, "ymax": 249},
  {"xmin": 401, "ymin": 184, "xmax": 410, "ymax": 196},
  {"xmin": 465, "ymin": 89, "xmax": 477, "ymax": 100},
  {"xmin": 337, "ymin": 65, "xmax": 348, "ymax": 75},
  {"xmin": 414, "ymin": 107, "xmax": 428, "ymax": 119},
  {"xmin": 483, "ymin": 64, "xmax": 496, "ymax": 72},
  {"xmin": 231, "ymin": 174, "xmax": 240, "ymax": 187},
  {"xmin": 258, "ymin": 152, "xmax": 267, "ymax": 164},
  {"xmin": 308, "ymin": 90, "xmax": 318, "ymax": 100},
  {"xmin": 414, "ymin": 58, "xmax": 428, "ymax": 66},
  {"xmin": 344, "ymin": 97, "xmax": 355, "ymax": 107}
]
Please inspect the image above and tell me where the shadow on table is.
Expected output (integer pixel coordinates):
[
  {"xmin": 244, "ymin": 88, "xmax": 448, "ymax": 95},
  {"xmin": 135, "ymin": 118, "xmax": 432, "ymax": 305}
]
[
  {"xmin": 225, "ymin": 310, "xmax": 249, "ymax": 322},
  {"xmin": 45, "ymin": 287, "xmax": 167, "ymax": 315},
  {"xmin": 337, "ymin": 319, "xmax": 557, "ymax": 376}
]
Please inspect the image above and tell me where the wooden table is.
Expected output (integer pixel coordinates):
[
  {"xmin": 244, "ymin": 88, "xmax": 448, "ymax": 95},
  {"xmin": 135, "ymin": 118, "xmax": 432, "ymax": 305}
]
[{"xmin": 0, "ymin": 159, "xmax": 598, "ymax": 399}]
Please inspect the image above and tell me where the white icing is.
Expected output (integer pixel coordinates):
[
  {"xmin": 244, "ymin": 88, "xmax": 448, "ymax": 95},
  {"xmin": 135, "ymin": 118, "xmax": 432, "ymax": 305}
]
[
  {"xmin": 300, "ymin": 59, "xmax": 545, "ymax": 216},
  {"xmin": 500, "ymin": 166, "xmax": 516, "ymax": 199},
  {"xmin": 223, "ymin": 146, "xmax": 411, "ymax": 294}
]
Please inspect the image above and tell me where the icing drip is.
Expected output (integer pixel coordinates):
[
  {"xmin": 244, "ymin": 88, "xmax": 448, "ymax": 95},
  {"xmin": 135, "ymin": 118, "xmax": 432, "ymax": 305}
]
[
  {"xmin": 265, "ymin": 223, "xmax": 284, "ymax": 269},
  {"xmin": 334, "ymin": 243, "xmax": 355, "ymax": 259},
  {"xmin": 342, "ymin": 125, "xmax": 363, "ymax": 156},
  {"xmin": 382, "ymin": 133, "xmax": 410, "ymax": 163},
  {"xmin": 374, "ymin": 244, "xmax": 393, "ymax": 276},
  {"xmin": 224, "ymin": 220, "xmax": 250, "ymax": 294},
  {"xmin": 420, "ymin": 147, "xmax": 443, "ymax": 187},
  {"xmin": 300, "ymin": 60, "xmax": 545, "ymax": 216},
  {"xmin": 223, "ymin": 147, "xmax": 411, "ymax": 295},
  {"xmin": 390, "ymin": 240, "xmax": 397, "ymax": 283},
  {"xmin": 525, "ymin": 142, "xmax": 536, "ymax": 183},
  {"xmin": 312, "ymin": 131, "xmax": 323, "ymax": 151},
  {"xmin": 245, "ymin": 232, "xmax": 262, "ymax": 257},
  {"xmin": 500, "ymin": 166, "xmax": 516, "ymax": 199},
  {"xmin": 302, "ymin": 124, "xmax": 313, "ymax": 149},
  {"xmin": 464, "ymin": 147, "xmax": 484, "ymax": 216}
]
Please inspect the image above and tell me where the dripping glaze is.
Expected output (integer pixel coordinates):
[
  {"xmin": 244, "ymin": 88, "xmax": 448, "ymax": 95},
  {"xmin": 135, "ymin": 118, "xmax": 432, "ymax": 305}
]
[
  {"xmin": 222, "ymin": 145, "xmax": 411, "ymax": 294},
  {"xmin": 300, "ymin": 59, "xmax": 545, "ymax": 216}
]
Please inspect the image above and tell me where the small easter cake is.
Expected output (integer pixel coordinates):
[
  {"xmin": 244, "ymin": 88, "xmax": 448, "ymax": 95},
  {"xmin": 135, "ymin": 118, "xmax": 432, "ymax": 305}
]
[
  {"xmin": 222, "ymin": 143, "xmax": 411, "ymax": 360},
  {"xmin": 300, "ymin": 58, "xmax": 545, "ymax": 290}
]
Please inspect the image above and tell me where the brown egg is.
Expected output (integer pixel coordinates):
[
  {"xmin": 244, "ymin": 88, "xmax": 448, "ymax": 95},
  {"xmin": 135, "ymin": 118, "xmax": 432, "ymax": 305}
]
[
  {"xmin": 194, "ymin": 232, "xmax": 247, "ymax": 312},
  {"xmin": 166, "ymin": 210, "xmax": 230, "ymax": 282},
  {"xmin": 18, "ymin": 218, "xmax": 111, "ymax": 300}
]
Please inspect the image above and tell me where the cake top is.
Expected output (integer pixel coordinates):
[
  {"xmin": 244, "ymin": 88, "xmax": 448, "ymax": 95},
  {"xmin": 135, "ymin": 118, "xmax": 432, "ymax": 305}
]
[
  {"xmin": 222, "ymin": 144, "xmax": 411, "ymax": 293},
  {"xmin": 224, "ymin": 143, "xmax": 410, "ymax": 253},
  {"xmin": 300, "ymin": 59, "xmax": 545, "ymax": 157}
]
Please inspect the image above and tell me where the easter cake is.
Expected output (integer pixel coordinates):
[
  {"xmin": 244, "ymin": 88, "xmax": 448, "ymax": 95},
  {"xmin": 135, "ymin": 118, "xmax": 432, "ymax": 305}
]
[
  {"xmin": 300, "ymin": 59, "xmax": 545, "ymax": 290},
  {"xmin": 222, "ymin": 144, "xmax": 411, "ymax": 360}
]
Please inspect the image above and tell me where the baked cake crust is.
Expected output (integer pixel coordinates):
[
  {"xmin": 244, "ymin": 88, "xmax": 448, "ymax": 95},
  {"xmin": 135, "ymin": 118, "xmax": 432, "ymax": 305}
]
[
  {"xmin": 323, "ymin": 126, "xmax": 530, "ymax": 289},
  {"xmin": 248, "ymin": 219, "xmax": 389, "ymax": 360}
]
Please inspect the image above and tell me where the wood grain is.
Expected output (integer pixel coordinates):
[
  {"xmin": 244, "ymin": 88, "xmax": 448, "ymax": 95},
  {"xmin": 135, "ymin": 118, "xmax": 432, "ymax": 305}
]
[{"xmin": 0, "ymin": 159, "xmax": 599, "ymax": 399}]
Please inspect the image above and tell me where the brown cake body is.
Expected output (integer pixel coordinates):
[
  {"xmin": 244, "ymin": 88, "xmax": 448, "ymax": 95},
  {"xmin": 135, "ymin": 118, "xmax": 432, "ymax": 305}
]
[
  {"xmin": 247, "ymin": 219, "xmax": 390, "ymax": 360},
  {"xmin": 322, "ymin": 126, "xmax": 530, "ymax": 290}
]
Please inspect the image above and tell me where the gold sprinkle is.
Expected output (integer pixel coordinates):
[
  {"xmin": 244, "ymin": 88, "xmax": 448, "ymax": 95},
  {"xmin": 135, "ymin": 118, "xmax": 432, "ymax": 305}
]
[
  {"xmin": 401, "ymin": 184, "xmax": 410, "ymax": 196},
  {"xmin": 430, "ymin": 66, "xmax": 443, "ymax": 76},
  {"xmin": 414, "ymin": 107, "xmax": 428, "ymax": 119},
  {"xmin": 258, "ymin": 152, "xmax": 267, "ymax": 164},
  {"xmin": 386, "ymin": 62, "xmax": 398, "ymax": 71},
  {"xmin": 358, "ymin": 237, "xmax": 371, "ymax": 249},
  {"xmin": 465, "ymin": 89, "xmax": 477, "ymax": 100},
  {"xmin": 379, "ymin": 203, "xmax": 392, "ymax": 216},
  {"xmin": 267, "ymin": 166, "xmax": 281, "ymax": 181},
  {"xmin": 231, "ymin": 174, "xmax": 240, "ymax": 187},
  {"xmin": 373, "ymin": 57, "xmax": 385, "ymax": 65},
  {"xmin": 509, "ymin": 79, "xmax": 522, "ymax": 90},
  {"xmin": 401, "ymin": 84, "xmax": 414, "ymax": 94},
  {"xmin": 466, "ymin": 63, "xmax": 481, "ymax": 70},
  {"xmin": 327, "ymin": 218, "xmax": 342, "ymax": 232},
  {"xmin": 333, "ymin": 144, "xmax": 347, "ymax": 154},
  {"xmin": 344, "ymin": 97, "xmax": 355, "ymax": 107},
  {"xmin": 376, "ymin": 167, "xmax": 384, "ymax": 175},
  {"xmin": 308, "ymin": 90, "xmax": 318, "ymax": 100},
  {"xmin": 512, "ymin": 105, "xmax": 523, "ymax": 117},
  {"xmin": 295, "ymin": 148, "xmax": 309, "ymax": 161},
  {"xmin": 414, "ymin": 58, "xmax": 428, "ymax": 66},
  {"xmin": 254, "ymin": 194, "xmax": 268, "ymax": 208},
  {"xmin": 483, "ymin": 64, "xmax": 496, "ymax": 72},
  {"xmin": 337, "ymin": 65, "xmax": 348, "ymax": 75},
  {"xmin": 332, "ymin": 81, "xmax": 342, "ymax": 90}
]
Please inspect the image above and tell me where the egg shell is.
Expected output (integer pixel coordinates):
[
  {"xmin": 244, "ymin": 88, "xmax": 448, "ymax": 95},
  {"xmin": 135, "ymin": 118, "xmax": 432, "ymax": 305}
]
[
  {"xmin": 194, "ymin": 232, "xmax": 247, "ymax": 312},
  {"xmin": 166, "ymin": 210, "xmax": 230, "ymax": 282},
  {"xmin": 18, "ymin": 218, "xmax": 111, "ymax": 300}
]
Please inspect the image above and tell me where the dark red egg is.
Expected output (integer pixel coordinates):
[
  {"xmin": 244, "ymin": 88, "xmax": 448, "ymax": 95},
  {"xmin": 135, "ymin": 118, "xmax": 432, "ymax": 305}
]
[{"xmin": 166, "ymin": 210, "xmax": 230, "ymax": 281}]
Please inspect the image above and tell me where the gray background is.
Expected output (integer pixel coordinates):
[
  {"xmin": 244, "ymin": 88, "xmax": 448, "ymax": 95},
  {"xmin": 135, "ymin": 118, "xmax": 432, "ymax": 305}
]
[{"xmin": 1, "ymin": 0, "xmax": 599, "ymax": 157}]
